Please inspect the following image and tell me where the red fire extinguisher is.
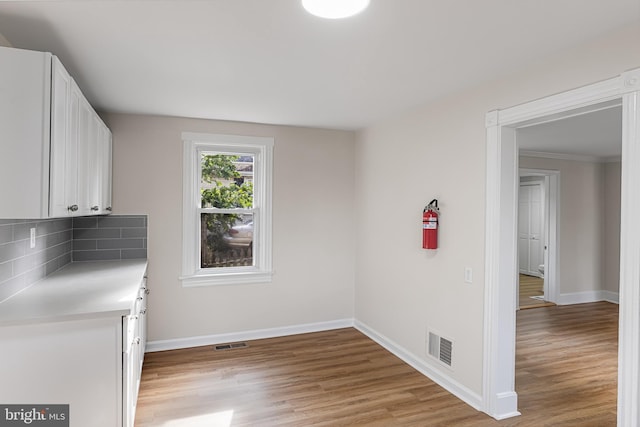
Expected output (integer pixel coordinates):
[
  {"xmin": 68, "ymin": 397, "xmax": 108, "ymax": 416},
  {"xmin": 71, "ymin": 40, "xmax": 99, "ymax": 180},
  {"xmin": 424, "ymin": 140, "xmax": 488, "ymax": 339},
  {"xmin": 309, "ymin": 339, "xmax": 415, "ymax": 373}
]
[{"xmin": 423, "ymin": 199, "xmax": 439, "ymax": 249}]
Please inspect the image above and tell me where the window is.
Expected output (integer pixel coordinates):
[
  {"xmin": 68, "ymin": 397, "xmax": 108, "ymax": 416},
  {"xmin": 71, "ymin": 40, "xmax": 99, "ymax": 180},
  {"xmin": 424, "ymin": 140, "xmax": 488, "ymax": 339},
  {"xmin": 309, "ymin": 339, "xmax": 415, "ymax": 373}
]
[{"xmin": 181, "ymin": 133, "xmax": 273, "ymax": 286}]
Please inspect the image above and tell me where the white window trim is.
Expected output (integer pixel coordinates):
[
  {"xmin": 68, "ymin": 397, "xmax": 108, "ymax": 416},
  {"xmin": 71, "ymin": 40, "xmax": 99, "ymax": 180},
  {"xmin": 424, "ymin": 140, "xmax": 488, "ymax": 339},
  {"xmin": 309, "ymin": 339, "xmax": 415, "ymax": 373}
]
[{"xmin": 180, "ymin": 132, "xmax": 273, "ymax": 286}]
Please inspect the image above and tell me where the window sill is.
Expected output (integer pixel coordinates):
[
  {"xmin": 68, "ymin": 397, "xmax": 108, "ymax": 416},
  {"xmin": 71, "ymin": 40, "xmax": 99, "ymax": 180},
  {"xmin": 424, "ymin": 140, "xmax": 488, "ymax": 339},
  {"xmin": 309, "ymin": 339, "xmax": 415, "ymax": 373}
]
[{"xmin": 180, "ymin": 270, "xmax": 273, "ymax": 287}]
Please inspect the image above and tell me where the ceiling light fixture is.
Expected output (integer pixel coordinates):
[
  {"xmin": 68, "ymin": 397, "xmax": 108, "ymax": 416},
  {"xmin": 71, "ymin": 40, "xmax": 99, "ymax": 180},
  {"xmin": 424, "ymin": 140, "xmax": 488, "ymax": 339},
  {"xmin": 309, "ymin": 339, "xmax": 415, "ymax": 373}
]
[{"xmin": 302, "ymin": 0, "xmax": 370, "ymax": 19}]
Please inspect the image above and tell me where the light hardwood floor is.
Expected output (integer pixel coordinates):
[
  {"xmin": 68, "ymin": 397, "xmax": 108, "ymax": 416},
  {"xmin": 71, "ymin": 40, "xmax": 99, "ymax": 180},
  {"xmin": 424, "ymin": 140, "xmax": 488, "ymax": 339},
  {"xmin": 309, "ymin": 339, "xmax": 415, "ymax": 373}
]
[
  {"xmin": 135, "ymin": 302, "xmax": 618, "ymax": 426},
  {"xmin": 519, "ymin": 274, "xmax": 555, "ymax": 310}
]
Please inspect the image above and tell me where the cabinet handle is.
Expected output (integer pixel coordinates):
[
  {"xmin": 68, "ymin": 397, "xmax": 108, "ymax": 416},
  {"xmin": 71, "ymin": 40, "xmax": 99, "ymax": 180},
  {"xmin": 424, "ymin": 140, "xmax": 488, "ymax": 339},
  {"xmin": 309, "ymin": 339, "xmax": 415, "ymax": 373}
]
[
  {"xmin": 90, "ymin": 206, "xmax": 99, "ymax": 211},
  {"xmin": 141, "ymin": 309, "xmax": 147, "ymax": 315},
  {"xmin": 106, "ymin": 207, "xmax": 112, "ymax": 212},
  {"xmin": 67, "ymin": 205, "xmax": 79, "ymax": 212},
  {"xmin": 137, "ymin": 297, "xmax": 143, "ymax": 302},
  {"xmin": 135, "ymin": 337, "xmax": 141, "ymax": 345},
  {"xmin": 145, "ymin": 289, "xmax": 150, "ymax": 295}
]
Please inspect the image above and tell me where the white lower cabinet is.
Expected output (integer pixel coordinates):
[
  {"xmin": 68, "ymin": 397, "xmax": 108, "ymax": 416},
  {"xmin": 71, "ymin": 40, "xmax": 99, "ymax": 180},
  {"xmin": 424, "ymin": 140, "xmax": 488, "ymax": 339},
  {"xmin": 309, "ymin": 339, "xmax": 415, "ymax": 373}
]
[
  {"xmin": 0, "ymin": 277, "xmax": 148, "ymax": 427},
  {"xmin": 123, "ymin": 278, "xmax": 148, "ymax": 427}
]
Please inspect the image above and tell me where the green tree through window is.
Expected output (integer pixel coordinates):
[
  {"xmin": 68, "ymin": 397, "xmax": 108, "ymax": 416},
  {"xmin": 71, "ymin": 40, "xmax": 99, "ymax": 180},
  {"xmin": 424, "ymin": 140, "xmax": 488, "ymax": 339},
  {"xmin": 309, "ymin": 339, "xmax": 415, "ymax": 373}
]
[{"xmin": 200, "ymin": 154, "xmax": 254, "ymax": 263}]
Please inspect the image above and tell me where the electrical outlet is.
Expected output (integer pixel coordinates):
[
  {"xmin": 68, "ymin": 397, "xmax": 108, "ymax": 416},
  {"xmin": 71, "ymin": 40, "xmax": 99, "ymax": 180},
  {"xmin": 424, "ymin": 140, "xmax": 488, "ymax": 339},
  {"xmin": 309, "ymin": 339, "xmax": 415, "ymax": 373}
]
[
  {"xmin": 464, "ymin": 267, "xmax": 472, "ymax": 284},
  {"xmin": 30, "ymin": 227, "xmax": 36, "ymax": 249}
]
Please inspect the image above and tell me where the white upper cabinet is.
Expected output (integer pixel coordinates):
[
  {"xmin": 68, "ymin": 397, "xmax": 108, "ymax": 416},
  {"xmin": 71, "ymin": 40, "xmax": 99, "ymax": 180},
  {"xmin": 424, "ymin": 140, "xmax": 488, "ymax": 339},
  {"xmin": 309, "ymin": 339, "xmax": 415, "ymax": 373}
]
[
  {"xmin": 100, "ymin": 125, "xmax": 113, "ymax": 214},
  {"xmin": 49, "ymin": 59, "xmax": 77, "ymax": 217},
  {"xmin": 0, "ymin": 46, "xmax": 112, "ymax": 219}
]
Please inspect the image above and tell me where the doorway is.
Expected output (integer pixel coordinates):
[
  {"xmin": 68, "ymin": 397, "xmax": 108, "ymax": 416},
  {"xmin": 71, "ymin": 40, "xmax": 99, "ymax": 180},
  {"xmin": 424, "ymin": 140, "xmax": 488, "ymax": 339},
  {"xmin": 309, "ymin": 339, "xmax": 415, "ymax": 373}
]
[
  {"xmin": 482, "ymin": 68, "xmax": 640, "ymax": 425},
  {"xmin": 518, "ymin": 179, "xmax": 544, "ymax": 279},
  {"xmin": 517, "ymin": 170, "xmax": 557, "ymax": 309}
]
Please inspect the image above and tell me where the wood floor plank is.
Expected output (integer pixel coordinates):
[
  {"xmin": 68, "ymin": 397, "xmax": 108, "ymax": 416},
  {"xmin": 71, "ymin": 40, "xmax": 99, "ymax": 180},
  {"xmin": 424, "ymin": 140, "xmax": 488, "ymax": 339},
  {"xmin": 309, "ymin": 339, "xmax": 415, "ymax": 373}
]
[
  {"xmin": 135, "ymin": 302, "xmax": 618, "ymax": 426},
  {"xmin": 519, "ymin": 274, "xmax": 555, "ymax": 309}
]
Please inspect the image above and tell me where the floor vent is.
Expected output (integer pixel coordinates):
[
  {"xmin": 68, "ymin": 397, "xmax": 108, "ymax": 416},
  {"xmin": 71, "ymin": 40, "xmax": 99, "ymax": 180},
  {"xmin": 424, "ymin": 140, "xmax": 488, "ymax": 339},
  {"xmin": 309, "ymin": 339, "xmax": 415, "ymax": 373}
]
[
  {"xmin": 428, "ymin": 332, "xmax": 453, "ymax": 367},
  {"xmin": 214, "ymin": 342, "xmax": 249, "ymax": 351}
]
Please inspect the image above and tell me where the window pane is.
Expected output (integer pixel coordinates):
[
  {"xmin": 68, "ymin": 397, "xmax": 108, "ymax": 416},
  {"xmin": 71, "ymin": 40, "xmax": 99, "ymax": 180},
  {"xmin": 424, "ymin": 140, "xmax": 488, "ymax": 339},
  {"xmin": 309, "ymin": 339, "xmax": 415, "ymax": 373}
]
[
  {"xmin": 200, "ymin": 154, "xmax": 254, "ymax": 208},
  {"xmin": 201, "ymin": 213, "xmax": 253, "ymax": 269}
]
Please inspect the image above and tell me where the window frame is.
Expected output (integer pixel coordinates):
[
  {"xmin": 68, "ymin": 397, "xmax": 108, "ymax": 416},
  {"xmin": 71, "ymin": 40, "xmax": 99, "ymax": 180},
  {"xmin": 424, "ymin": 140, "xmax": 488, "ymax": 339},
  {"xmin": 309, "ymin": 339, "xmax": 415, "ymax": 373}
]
[{"xmin": 181, "ymin": 132, "xmax": 273, "ymax": 286}]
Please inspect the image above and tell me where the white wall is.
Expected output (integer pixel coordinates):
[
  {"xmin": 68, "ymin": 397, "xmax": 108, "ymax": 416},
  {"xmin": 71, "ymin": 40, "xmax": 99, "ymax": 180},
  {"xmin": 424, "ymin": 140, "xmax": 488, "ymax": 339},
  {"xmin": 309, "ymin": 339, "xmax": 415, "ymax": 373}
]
[
  {"xmin": 103, "ymin": 113, "xmax": 356, "ymax": 342},
  {"xmin": 519, "ymin": 157, "xmax": 604, "ymax": 296},
  {"xmin": 354, "ymin": 23, "xmax": 640, "ymax": 397}
]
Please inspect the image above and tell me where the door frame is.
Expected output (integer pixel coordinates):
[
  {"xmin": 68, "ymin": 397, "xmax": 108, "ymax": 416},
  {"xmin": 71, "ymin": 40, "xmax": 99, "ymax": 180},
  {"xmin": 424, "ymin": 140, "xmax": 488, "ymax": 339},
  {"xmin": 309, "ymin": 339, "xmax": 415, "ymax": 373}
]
[
  {"xmin": 519, "ymin": 169, "xmax": 559, "ymax": 304},
  {"xmin": 482, "ymin": 67, "xmax": 640, "ymax": 424}
]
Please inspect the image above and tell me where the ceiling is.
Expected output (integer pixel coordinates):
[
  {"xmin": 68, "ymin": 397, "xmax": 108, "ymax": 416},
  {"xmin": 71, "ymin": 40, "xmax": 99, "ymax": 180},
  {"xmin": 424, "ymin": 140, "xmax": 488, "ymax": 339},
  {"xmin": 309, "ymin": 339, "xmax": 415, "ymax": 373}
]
[
  {"xmin": 518, "ymin": 104, "xmax": 623, "ymax": 160},
  {"xmin": 0, "ymin": 0, "xmax": 638, "ymax": 132}
]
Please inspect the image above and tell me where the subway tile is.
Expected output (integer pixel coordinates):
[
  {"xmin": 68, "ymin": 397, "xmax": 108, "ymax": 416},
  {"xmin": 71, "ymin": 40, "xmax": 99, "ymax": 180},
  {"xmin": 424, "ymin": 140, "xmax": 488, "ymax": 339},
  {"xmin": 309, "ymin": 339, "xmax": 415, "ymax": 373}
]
[
  {"xmin": 45, "ymin": 259, "xmax": 59, "ymax": 276},
  {"xmin": 0, "ymin": 261, "xmax": 12, "ymax": 283},
  {"xmin": 97, "ymin": 238, "xmax": 144, "ymax": 250},
  {"xmin": 0, "ymin": 217, "xmax": 74, "ymax": 301},
  {"xmin": 46, "ymin": 243, "xmax": 70, "ymax": 263},
  {"xmin": 0, "ymin": 225, "xmax": 12, "ymax": 244},
  {"xmin": 98, "ymin": 216, "xmax": 146, "ymax": 228},
  {"xmin": 73, "ymin": 250, "xmax": 121, "ymax": 262},
  {"xmin": 121, "ymin": 227, "xmax": 147, "ymax": 238},
  {"xmin": 46, "ymin": 230, "xmax": 72, "ymax": 248},
  {"xmin": 73, "ymin": 240, "xmax": 97, "ymax": 251},
  {"xmin": 72, "ymin": 217, "xmax": 98, "ymax": 229},
  {"xmin": 13, "ymin": 222, "xmax": 37, "ymax": 241},
  {"xmin": 36, "ymin": 220, "xmax": 54, "ymax": 236},
  {"xmin": 0, "ymin": 241, "xmax": 26, "ymax": 263},
  {"xmin": 24, "ymin": 236, "xmax": 47, "ymax": 254},
  {"xmin": 73, "ymin": 228, "xmax": 121, "ymax": 240},
  {"xmin": 13, "ymin": 253, "xmax": 46, "ymax": 275},
  {"xmin": 36, "ymin": 219, "xmax": 70, "ymax": 236},
  {"xmin": 23, "ymin": 265, "xmax": 46, "ymax": 287},
  {"xmin": 55, "ymin": 218, "xmax": 72, "ymax": 232},
  {"xmin": 121, "ymin": 249, "xmax": 147, "ymax": 260},
  {"xmin": 58, "ymin": 252, "xmax": 72, "ymax": 269}
]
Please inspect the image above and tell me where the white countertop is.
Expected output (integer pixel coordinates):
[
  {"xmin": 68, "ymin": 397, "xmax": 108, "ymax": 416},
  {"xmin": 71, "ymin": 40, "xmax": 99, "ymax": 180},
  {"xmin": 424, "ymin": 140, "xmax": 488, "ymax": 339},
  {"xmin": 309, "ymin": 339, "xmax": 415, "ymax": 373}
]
[{"xmin": 0, "ymin": 260, "xmax": 148, "ymax": 326}]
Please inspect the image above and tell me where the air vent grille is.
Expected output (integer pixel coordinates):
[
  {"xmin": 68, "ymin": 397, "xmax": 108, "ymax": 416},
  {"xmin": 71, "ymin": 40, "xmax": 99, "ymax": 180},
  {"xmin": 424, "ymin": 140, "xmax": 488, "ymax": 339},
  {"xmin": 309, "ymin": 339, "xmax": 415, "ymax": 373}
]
[
  {"xmin": 427, "ymin": 331, "xmax": 453, "ymax": 367},
  {"xmin": 214, "ymin": 342, "xmax": 249, "ymax": 351},
  {"xmin": 439, "ymin": 337, "xmax": 452, "ymax": 366}
]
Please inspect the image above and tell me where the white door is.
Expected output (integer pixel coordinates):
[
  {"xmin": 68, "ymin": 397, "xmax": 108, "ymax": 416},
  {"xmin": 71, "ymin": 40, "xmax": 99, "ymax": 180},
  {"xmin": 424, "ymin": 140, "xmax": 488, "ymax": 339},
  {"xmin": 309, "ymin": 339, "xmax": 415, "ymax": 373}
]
[{"xmin": 518, "ymin": 182, "xmax": 544, "ymax": 276}]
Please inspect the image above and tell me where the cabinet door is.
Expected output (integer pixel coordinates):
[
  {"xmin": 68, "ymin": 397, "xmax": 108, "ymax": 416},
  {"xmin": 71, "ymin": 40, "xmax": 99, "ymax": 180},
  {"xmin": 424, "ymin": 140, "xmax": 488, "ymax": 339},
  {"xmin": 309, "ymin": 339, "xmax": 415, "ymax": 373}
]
[
  {"xmin": 67, "ymin": 82, "xmax": 82, "ymax": 214},
  {"xmin": 99, "ymin": 124, "xmax": 113, "ymax": 214},
  {"xmin": 78, "ymin": 98, "xmax": 103, "ymax": 215},
  {"xmin": 88, "ymin": 115, "xmax": 102, "ymax": 213},
  {"xmin": 0, "ymin": 47, "xmax": 51, "ymax": 219},
  {"xmin": 122, "ymin": 313, "xmax": 140, "ymax": 427},
  {"xmin": 77, "ymin": 97, "xmax": 94, "ymax": 216},
  {"xmin": 49, "ymin": 57, "xmax": 75, "ymax": 217}
]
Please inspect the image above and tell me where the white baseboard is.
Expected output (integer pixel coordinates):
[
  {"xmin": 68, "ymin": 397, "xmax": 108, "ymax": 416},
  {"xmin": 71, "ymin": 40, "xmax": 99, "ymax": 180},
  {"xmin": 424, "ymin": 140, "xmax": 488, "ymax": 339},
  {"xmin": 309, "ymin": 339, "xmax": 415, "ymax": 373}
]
[
  {"xmin": 602, "ymin": 291, "xmax": 620, "ymax": 304},
  {"xmin": 556, "ymin": 290, "xmax": 620, "ymax": 305},
  {"xmin": 146, "ymin": 318, "xmax": 354, "ymax": 352},
  {"xmin": 490, "ymin": 392, "xmax": 521, "ymax": 420},
  {"xmin": 354, "ymin": 320, "xmax": 483, "ymax": 411}
]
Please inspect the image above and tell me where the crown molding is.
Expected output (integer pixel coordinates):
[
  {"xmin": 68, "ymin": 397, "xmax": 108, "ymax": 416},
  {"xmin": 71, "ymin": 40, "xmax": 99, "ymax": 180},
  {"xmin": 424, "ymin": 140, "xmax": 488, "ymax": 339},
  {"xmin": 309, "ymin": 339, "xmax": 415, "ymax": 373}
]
[{"xmin": 519, "ymin": 150, "xmax": 607, "ymax": 163}]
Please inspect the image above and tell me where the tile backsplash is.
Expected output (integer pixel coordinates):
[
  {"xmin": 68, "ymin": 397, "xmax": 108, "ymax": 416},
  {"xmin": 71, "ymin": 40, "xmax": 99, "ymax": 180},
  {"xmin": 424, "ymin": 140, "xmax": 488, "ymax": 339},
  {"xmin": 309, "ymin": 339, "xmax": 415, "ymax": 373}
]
[
  {"xmin": 0, "ymin": 215, "xmax": 148, "ymax": 302},
  {"xmin": 0, "ymin": 218, "xmax": 72, "ymax": 302},
  {"xmin": 72, "ymin": 215, "xmax": 148, "ymax": 261}
]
